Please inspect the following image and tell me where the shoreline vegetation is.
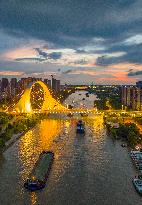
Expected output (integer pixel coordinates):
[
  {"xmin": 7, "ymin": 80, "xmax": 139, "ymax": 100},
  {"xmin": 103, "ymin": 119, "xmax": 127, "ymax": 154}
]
[
  {"xmin": 0, "ymin": 113, "xmax": 50, "ymax": 152},
  {"xmin": 105, "ymin": 116, "xmax": 142, "ymax": 149}
]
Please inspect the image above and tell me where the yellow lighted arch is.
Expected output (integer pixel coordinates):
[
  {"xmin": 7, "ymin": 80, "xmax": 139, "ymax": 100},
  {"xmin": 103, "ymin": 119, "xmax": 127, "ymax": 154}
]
[{"xmin": 12, "ymin": 81, "xmax": 66, "ymax": 113}]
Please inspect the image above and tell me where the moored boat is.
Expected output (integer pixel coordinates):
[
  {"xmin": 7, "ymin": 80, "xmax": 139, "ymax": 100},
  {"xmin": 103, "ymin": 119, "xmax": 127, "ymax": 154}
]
[
  {"xmin": 24, "ymin": 151, "xmax": 54, "ymax": 191},
  {"xmin": 133, "ymin": 178, "xmax": 142, "ymax": 195}
]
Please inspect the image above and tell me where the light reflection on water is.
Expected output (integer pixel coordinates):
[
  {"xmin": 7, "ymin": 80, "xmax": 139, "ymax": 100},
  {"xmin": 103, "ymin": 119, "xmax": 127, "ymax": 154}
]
[
  {"xmin": 18, "ymin": 119, "xmax": 66, "ymax": 182},
  {"xmin": 31, "ymin": 192, "xmax": 37, "ymax": 205},
  {"xmin": 0, "ymin": 93, "xmax": 142, "ymax": 204}
]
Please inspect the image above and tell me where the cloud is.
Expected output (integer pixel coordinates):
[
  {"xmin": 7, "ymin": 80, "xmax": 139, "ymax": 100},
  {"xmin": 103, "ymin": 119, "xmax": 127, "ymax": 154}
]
[
  {"xmin": 123, "ymin": 34, "xmax": 142, "ymax": 46},
  {"xmin": 48, "ymin": 52, "xmax": 62, "ymax": 60},
  {"xmin": 0, "ymin": 45, "xmax": 37, "ymax": 61},
  {"xmin": 35, "ymin": 48, "xmax": 62, "ymax": 59},
  {"xmin": 0, "ymin": 0, "xmax": 142, "ymax": 47},
  {"xmin": 1, "ymin": 1, "xmax": 142, "ymax": 84},
  {"xmin": 15, "ymin": 57, "xmax": 45, "ymax": 62},
  {"xmin": 96, "ymin": 52, "xmax": 126, "ymax": 66},
  {"xmin": 62, "ymin": 69, "xmax": 73, "ymax": 74},
  {"xmin": 0, "ymin": 71, "xmax": 24, "ymax": 76},
  {"xmin": 128, "ymin": 68, "xmax": 133, "ymax": 72},
  {"xmin": 127, "ymin": 70, "xmax": 142, "ymax": 76},
  {"xmin": 35, "ymin": 48, "xmax": 48, "ymax": 58}
]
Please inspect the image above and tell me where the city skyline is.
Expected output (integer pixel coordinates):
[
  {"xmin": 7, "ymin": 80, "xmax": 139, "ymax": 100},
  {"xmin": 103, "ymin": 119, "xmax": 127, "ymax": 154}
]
[{"xmin": 1, "ymin": 1, "xmax": 142, "ymax": 84}]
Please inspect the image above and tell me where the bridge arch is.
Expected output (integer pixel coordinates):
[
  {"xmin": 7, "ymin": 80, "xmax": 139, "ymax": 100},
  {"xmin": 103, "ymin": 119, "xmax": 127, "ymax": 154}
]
[{"xmin": 12, "ymin": 81, "xmax": 66, "ymax": 113}]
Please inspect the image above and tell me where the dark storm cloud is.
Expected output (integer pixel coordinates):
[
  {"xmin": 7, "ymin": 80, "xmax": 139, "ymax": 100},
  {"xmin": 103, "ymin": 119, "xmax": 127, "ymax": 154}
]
[
  {"xmin": 96, "ymin": 55, "xmax": 123, "ymax": 66},
  {"xmin": 96, "ymin": 43, "xmax": 142, "ymax": 66},
  {"xmin": 62, "ymin": 69, "xmax": 73, "ymax": 74},
  {"xmin": 35, "ymin": 48, "xmax": 48, "ymax": 58},
  {"xmin": 0, "ymin": 0, "xmax": 141, "ymax": 47},
  {"xmin": 1, "ymin": 0, "xmax": 142, "ymax": 80},
  {"xmin": 34, "ymin": 48, "xmax": 62, "ymax": 60},
  {"xmin": 48, "ymin": 52, "xmax": 62, "ymax": 60},
  {"xmin": 0, "ymin": 60, "xmax": 61, "ymax": 73},
  {"xmin": 32, "ymin": 48, "xmax": 62, "ymax": 61},
  {"xmin": 128, "ymin": 70, "xmax": 142, "ymax": 76}
]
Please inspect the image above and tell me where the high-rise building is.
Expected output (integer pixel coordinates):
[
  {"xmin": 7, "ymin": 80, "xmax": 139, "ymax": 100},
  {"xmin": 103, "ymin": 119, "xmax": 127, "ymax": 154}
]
[
  {"xmin": 10, "ymin": 78, "xmax": 17, "ymax": 96},
  {"xmin": 121, "ymin": 86, "xmax": 127, "ymax": 105},
  {"xmin": 52, "ymin": 77, "xmax": 60, "ymax": 92},
  {"xmin": 44, "ymin": 79, "xmax": 48, "ymax": 85},
  {"xmin": 10, "ymin": 78, "xmax": 17, "ymax": 88},
  {"xmin": 1, "ymin": 78, "xmax": 9, "ymax": 91},
  {"xmin": 47, "ymin": 80, "xmax": 51, "ymax": 89},
  {"xmin": 136, "ymin": 81, "xmax": 142, "ymax": 89},
  {"xmin": 121, "ymin": 86, "xmax": 142, "ymax": 110},
  {"xmin": 44, "ymin": 79, "xmax": 51, "ymax": 89},
  {"xmin": 52, "ymin": 77, "xmax": 56, "ymax": 92},
  {"xmin": 56, "ymin": 80, "xmax": 60, "ymax": 92}
]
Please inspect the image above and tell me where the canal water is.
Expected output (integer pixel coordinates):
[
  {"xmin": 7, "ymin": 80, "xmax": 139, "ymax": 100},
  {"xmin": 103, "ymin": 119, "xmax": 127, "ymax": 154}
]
[{"xmin": 0, "ymin": 91, "xmax": 141, "ymax": 205}]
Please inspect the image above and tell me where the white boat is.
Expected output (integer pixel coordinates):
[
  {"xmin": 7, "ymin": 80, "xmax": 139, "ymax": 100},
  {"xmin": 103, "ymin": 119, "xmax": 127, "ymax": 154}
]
[{"xmin": 133, "ymin": 178, "xmax": 142, "ymax": 195}]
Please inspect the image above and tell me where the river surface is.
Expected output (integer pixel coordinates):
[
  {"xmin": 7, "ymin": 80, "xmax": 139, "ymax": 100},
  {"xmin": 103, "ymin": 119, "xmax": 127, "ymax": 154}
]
[{"xmin": 0, "ymin": 91, "xmax": 141, "ymax": 205}]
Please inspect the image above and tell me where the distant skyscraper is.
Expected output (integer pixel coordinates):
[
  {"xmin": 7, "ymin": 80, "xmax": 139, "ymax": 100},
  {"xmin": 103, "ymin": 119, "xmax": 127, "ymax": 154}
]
[
  {"xmin": 1, "ymin": 78, "xmax": 9, "ymax": 92},
  {"xmin": 136, "ymin": 81, "xmax": 142, "ymax": 89},
  {"xmin": 47, "ymin": 80, "xmax": 51, "ymax": 89},
  {"xmin": 44, "ymin": 79, "xmax": 51, "ymax": 89},
  {"xmin": 121, "ymin": 86, "xmax": 142, "ymax": 110},
  {"xmin": 56, "ymin": 80, "xmax": 60, "ymax": 92},
  {"xmin": 44, "ymin": 79, "xmax": 48, "ymax": 85},
  {"xmin": 52, "ymin": 77, "xmax": 56, "ymax": 91},
  {"xmin": 10, "ymin": 78, "xmax": 17, "ymax": 96},
  {"xmin": 52, "ymin": 77, "xmax": 60, "ymax": 92},
  {"xmin": 121, "ymin": 86, "xmax": 127, "ymax": 105},
  {"xmin": 10, "ymin": 78, "xmax": 17, "ymax": 88}
]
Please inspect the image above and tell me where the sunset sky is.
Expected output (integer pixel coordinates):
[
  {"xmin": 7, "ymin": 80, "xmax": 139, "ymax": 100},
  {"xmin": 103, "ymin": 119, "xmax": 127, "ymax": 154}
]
[{"xmin": 0, "ymin": 0, "xmax": 142, "ymax": 84}]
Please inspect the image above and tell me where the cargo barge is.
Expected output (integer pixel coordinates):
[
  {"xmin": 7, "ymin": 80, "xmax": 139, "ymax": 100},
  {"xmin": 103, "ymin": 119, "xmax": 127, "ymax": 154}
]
[{"xmin": 24, "ymin": 151, "xmax": 54, "ymax": 191}]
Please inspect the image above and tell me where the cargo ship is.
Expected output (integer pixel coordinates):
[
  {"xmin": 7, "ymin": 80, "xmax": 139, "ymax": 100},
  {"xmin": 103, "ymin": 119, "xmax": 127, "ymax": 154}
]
[{"xmin": 24, "ymin": 151, "xmax": 54, "ymax": 191}]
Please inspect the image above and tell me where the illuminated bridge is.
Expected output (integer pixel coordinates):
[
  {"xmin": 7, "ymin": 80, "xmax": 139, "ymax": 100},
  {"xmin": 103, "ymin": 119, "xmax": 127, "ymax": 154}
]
[
  {"xmin": 8, "ymin": 81, "xmax": 66, "ymax": 114},
  {"xmin": 8, "ymin": 81, "xmax": 98, "ymax": 114}
]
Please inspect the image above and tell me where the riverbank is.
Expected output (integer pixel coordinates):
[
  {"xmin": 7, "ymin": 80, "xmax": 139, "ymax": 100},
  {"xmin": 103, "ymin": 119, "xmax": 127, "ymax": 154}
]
[
  {"xmin": 0, "ymin": 113, "xmax": 50, "ymax": 152},
  {"xmin": 106, "ymin": 122, "xmax": 142, "ymax": 148}
]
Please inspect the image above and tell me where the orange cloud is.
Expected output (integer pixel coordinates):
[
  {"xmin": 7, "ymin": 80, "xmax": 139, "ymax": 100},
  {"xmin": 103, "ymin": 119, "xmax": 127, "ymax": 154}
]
[
  {"xmin": 1, "ymin": 47, "xmax": 36, "ymax": 60},
  {"xmin": 0, "ymin": 71, "xmax": 24, "ymax": 76},
  {"xmin": 107, "ymin": 62, "xmax": 142, "ymax": 71}
]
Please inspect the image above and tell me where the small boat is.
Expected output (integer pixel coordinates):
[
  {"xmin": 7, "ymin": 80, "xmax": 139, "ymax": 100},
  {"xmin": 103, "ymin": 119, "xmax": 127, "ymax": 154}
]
[
  {"xmin": 76, "ymin": 120, "xmax": 85, "ymax": 134},
  {"xmin": 68, "ymin": 104, "xmax": 73, "ymax": 109},
  {"xmin": 24, "ymin": 151, "xmax": 54, "ymax": 191},
  {"xmin": 133, "ymin": 177, "xmax": 142, "ymax": 195},
  {"xmin": 67, "ymin": 113, "xmax": 73, "ymax": 117},
  {"xmin": 121, "ymin": 143, "xmax": 127, "ymax": 148},
  {"xmin": 80, "ymin": 113, "xmax": 88, "ymax": 117}
]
